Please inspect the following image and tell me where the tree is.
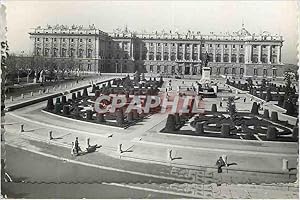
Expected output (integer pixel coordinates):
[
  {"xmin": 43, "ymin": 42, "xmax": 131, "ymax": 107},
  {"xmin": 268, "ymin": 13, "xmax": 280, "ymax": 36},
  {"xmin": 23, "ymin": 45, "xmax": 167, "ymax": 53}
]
[
  {"xmin": 5, "ymin": 54, "xmax": 19, "ymax": 83},
  {"xmin": 227, "ymin": 97, "xmax": 237, "ymax": 122},
  {"xmin": 284, "ymin": 71, "xmax": 294, "ymax": 96},
  {"xmin": 246, "ymin": 77, "xmax": 253, "ymax": 89}
]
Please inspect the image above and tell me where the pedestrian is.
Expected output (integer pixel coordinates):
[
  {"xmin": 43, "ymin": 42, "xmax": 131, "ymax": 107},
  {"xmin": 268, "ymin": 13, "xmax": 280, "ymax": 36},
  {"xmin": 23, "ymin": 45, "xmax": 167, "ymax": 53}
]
[
  {"xmin": 220, "ymin": 101, "xmax": 222, "ymax": 107},
  {"xmin": 75, "ymin": 137, "xmax": 80, "ymax": 156},
  {"xmin": 244, "ymin": 98, "xmax": 246, "ymax": 102},
  {"xmin": 216, "ymin": 156, "xmax": 225, "ymax": 173}
]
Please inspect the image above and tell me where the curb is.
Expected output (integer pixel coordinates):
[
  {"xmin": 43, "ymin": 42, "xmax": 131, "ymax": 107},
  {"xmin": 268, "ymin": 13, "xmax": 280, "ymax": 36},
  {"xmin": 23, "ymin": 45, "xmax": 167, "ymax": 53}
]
[
  {"xmin": 5, "ymin": 78, "xmax": 115, "ymax": 112},
  {"xmin": 41, "ymin": 110, "xmax": 124, "ymax": 130}
]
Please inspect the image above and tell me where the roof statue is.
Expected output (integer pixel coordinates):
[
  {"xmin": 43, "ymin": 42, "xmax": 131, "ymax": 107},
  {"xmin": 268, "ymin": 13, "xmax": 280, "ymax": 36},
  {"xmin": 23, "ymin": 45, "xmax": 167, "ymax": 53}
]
[
  {"xmin": 71, "ymin": 24, "xmax": 77, "ymax": 29},
  {"xmin": 89, "ymin": 24, "xmax": 96, "ymax": 30},
  {"xmin": 236, "ymin": 27, "xmax": 251, "ymax": 37}
]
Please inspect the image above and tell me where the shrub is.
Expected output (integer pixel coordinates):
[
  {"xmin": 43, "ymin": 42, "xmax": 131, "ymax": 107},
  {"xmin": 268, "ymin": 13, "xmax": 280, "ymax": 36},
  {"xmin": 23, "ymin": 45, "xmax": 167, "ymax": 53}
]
[
  {"xmin": 211, "ymin": 104, "xmax": 217, "ymax": 112},
  {"xmin": 46, "ymin": 97, "xmax": 54, "ymax": 111},
  {"xmin": 56, "ymin": 97, "xmax": 61, "ymax": 104},
  {"xmin": 174, "ymin": 113, "xmax": 180, "ymax": 124},
  {"xmin": 54, "ymin": 103, "xmax": 61, "ymax": 114},
  {"xmin": 97, "ymin": 113, "xmax": 105, "ymax": 122},
  {"xmin": 74, "ymin": 106, "xmax": 80, "ymax": 119},
  {"xmin": 165, "ymin": 114, "xmax": 176, "ymax": 131},
  {"xmin": 77, "ymin": 91, "xmax": 82, "ymax": 99},
  {"xmin": 251, "ymin": 102, "xmax": 259, "ymax": 115},
  {"xmin": 116, "ymin": 109, "xmax": 124, "ymax": 126},
  {"xmin": 92, "ymin": 84, "xmax": 96, "ymax": 93},
  {"xmin": 285, "ymin": 100, "xmax": 295, "ymax": 116},
  {"xmin": 63, "ymin": 105, "xmax": 70, "ymax": 115},
  {"xmin": 195, "ymin": 122, "xmax": 204, "ymax": 134},
  {"xmin": 292, "ymin": 126, "xmax": 298, "ymax": 141},
  {"xmin": 132, "ymin": 109, "xmax": 139, "ymax": 120},
  {"xmin": 83, "ymin": 88, "xmax": 88, "ymax": 97},
  {"xmin": 127, "ymin": 111, "xmax": 133, "ymax": 122},
  {"xmin": 72, "ymin": 93, "xmax": 76, "ymax": 100},
  {"xmin": 266, "ymin": 126, "xmax": 277, "ymax": 140},
  {"xmin": 263, "ymin": 109, "xmax": 269, "ymax": 119},
  {"xmin": 86, "ymin": 110, "xmax": 93, "ymax": 120},
  {"xmin": 271, "ymin": 111, "xmax": 278, "ymax": 122},
  {"xmin": 266, "ymin": 89, "xmax": 272, "ymax": 102},
  {"xmin": 95, "ymin": 90, "xmax": 100, "ymax": 98},
  {"xmin": 221, "ymin": 124, "xmax": 230, "ymax": 137}
]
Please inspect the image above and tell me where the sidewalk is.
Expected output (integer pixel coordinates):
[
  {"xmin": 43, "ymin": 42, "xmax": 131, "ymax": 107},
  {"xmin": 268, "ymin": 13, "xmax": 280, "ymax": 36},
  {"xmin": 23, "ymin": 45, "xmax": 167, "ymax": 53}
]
[{"xmin": 4, "ymin": 75, "xmax": 117, "ymax": 108}]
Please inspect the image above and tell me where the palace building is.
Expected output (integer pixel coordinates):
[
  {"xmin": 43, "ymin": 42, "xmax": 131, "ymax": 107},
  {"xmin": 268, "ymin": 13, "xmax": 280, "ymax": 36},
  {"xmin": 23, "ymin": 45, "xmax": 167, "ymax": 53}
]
[{"xmin": 29, "ymin": 24, "xmax": 284, "ymax": 79}]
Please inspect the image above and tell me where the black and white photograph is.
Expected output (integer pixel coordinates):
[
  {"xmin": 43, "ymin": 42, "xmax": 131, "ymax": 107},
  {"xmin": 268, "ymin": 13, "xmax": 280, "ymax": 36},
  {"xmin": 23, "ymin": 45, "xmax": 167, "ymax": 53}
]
[{"xmin": 0, "ymin": 0, "xmax": 299, "ymax": 199}]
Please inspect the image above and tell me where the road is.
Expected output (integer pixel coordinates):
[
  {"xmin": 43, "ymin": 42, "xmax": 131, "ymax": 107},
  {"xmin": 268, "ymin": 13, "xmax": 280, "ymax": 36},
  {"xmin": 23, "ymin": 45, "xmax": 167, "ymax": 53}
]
[{"xmin": 1, "ymin": 146, "xmax": 189, "ymax": 199}]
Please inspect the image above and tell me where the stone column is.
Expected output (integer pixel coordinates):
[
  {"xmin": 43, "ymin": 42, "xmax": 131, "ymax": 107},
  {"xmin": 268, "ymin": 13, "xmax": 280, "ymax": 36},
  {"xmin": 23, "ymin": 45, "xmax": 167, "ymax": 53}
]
[
  {"xmin": 258, "ymin": 45, "xmax": 262, "ymax": 63},
  {"xmin": 197, "ymin": 44, "xmax": 201, "ymax": 61},
  {"xmin": 220, "ymin": 44, "xmax": 224, "ymax": 62},
  {"xmin": 139, "ymin": 43, "xmax": 143, "ymax": 60},
  {"xmin": 182, "ymin": 44, "xmax": 186, "ymax": 60},
  {"xmin": 161, "ymin": 43, "xmax": 164, "ymax": 61},
  {"xmin": 229, "ymin": 45, "xmax": 232, "ymax": 63},
  {"xmin": 213, "ymin": 44, "xmax": 216, "ymax": 62},
  {"xmin": 276, "ymin": 45, "xmax": 280, "ymax": 64},
  {"xmin": 146, "ymin": 43, "xmax": 149, "ymax": 60},
  {"xmin": 175, "ymin": 43, "xmax": 178, "ymax": 60},
  {"xmin": 168, "ymin": 43, "xmax": 172, "ymax": 61},
  {"xmin": 279, "ymin": 45, "xmax": 282, "ymax": 63},
  {"xmin": 154, "ymin": 43, "xmax": 157, "ymax": 61},
  {"xmin": 267, "ymin": 45, "xmax": 271, "ymax": 64},
  {"xmin": 130, "ymin": 41, "xmax": 134, "ymax": 60},
  {"xmin": 191, "ymin": 44, "xmax": 194, "ymax": 61}
]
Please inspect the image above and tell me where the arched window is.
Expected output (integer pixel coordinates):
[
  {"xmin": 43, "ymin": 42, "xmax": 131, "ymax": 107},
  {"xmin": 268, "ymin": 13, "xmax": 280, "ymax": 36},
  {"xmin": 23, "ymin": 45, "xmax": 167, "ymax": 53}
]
[
  {"xmin": 164, "ymin": 53, "xmax": 169, "ymax": 61},
  {"xmin": 263, "ymin": 69, "xmax": 267, "ymax": 77},
  {"xmin": 53, "ymin": 48, "xmax": 58, "ymax": 57},
  {"xmin": 156, "ymin": 52, "xmax": 161, "ymax": 60},
  {"xmin": 223, "ymin": 54, "xmax": 229, "ymax": 62},
  {"xmin": 87, "ymin": 49, "xmax": 92, "ymax": 58},
  {"xmin": 70, "ymin": 48, "xmax": 75, "ymax": 57},
  {"xmin": 252, "ymin": 54, "xmax": 258, "ymax": 63},
  {"xmin": 78, "ymin": 49, "xmax": 83, "ymax": 58},
  {"xmin": 61, "ymin": 48, "xmax": 66, "ymax": 57},
  {"xmin": 231, "ymin": 54, "xmax": 236, "ymax": 63},
  {"xmin": 271, "ymin": 55, "xmax": 277, "ymax": 63},
  {"xmin": 262, "ymin": 54, "xmax": 268, "ymax": 63},
  {"xmin": 171, "ymin": 53, "xmax": 176, "ymax": 61},
  {"xmin": 177, "ymin": 52, "xmax": 183, "ymax": 60},
  {"xmin": 239, "ymin": 54, "xmax": 244, "ymax": 63},
  {"xmin": 232, "ymin": 68, "xmax": 236, "ymax": 75},
  {"xmin": 44, "ymin": 48, "xmax": 49, "ymax": 56},
  {"xmin": 149, "ymin": 52, "xmax": 154, "ymax": 60},
  {"xmin": 208, "ymin": 53, "xmax": 213, "ymax": 62},
  {"xmin": 216, "ymin": 54, "xmax": 221, "ymax": 62},
  {"xmin": 186, "ymin": 53, "xmax": 190, "ymax": 60}
]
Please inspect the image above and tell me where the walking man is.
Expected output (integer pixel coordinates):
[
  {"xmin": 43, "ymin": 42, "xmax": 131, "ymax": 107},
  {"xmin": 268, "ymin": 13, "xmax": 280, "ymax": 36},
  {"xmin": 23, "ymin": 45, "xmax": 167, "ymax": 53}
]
[{"xmin": 75, "ymin": 137, "xmax": 80, "ymax": 156}]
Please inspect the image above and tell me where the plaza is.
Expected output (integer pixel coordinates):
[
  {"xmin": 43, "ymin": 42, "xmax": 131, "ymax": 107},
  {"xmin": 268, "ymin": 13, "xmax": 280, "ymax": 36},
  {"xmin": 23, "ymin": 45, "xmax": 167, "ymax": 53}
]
[
  {"xmin": 1, "ymin": 72, "xmax": 298, "ymax": 198},
  {"xmin": 1, "ymin": 1, "xmax": 299, "ymax": 199}
]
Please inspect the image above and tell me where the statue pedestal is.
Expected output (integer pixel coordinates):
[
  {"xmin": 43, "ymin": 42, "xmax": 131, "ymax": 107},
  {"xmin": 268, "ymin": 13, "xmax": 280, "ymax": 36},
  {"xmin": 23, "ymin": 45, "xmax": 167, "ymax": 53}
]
[{"xmin": 200, "ymin": 66, "xmax": 211, "ymax": 84}]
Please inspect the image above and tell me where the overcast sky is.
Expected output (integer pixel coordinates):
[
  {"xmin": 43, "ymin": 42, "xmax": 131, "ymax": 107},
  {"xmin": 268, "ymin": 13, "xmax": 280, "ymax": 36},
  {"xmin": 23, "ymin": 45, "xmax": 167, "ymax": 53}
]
[{"xmin": 5, "ymin": 0, "xmax": 298, "ymax": 64}]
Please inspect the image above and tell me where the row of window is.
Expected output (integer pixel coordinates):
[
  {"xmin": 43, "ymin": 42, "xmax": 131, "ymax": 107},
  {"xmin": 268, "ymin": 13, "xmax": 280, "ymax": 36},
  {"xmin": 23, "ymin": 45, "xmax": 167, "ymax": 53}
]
[
  {"xmin": 37, "ymin": 48, "xmax": 93, "ymax": 58},
  {"xmin": 217, "ymin": 68, "xmax": 277, "ymax": 77},
  {"xmin": 37, "ymin": 38, "xmax": 92, "ymax": 43}
]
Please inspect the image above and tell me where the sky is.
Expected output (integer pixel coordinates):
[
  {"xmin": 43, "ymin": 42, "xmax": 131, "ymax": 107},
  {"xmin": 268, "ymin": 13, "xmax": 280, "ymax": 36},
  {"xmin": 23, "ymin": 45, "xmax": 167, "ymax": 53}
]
[{"xmin": 4, "ymin": 0, "xmax": 299, "ymax": 64}]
